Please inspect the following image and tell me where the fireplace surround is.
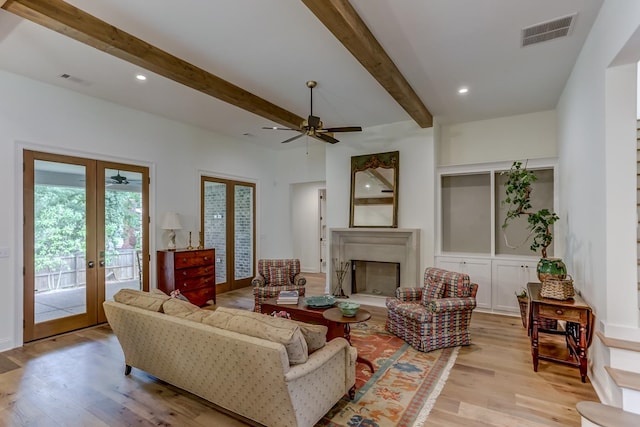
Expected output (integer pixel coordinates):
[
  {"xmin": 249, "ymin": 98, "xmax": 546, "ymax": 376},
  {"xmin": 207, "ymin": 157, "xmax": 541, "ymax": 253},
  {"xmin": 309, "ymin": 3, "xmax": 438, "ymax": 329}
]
[{"xmin": 330, "ymin": 228, "xmax": 420, "ymax": 296}]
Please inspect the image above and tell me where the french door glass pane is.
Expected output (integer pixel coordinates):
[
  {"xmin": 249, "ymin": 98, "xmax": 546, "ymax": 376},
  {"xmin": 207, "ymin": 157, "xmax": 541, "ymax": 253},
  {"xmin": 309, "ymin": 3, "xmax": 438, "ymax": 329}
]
[
  {"xmin": 104, "ymin": 168, "xmax": 144, "ymax": 300},
  {"xmin": 204, "ymin": 181, "xmax": 227, "ymax": 284},
  {"xmin": 33, "ymin": 160, "xmax": 87, "ymax": 323},
  {"xmin": 234, "ymin": 185, "xmax": 254, "ymax": 280}
]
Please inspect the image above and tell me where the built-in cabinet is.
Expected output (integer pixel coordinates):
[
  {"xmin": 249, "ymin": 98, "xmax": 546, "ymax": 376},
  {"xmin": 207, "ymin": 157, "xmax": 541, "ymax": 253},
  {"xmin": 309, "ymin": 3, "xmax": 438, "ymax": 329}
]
[
  {"xmin": 436, "ymin": 257, "xmax": 492, "ymax": 309},
  {"xmin": 437, "ymin": 159, "xmax": 556, "ymax": 315},
  {"xmin": 436, "ymin": 256, "xmax": 539, "ymax": 314},
  {"xmin": 491, "ymin": 259, "xmax": 538, "ymax": 312}
]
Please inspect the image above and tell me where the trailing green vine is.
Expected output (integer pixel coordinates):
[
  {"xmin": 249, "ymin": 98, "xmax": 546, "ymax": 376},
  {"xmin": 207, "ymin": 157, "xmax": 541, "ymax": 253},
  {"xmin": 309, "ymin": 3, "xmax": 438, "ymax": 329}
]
[{"xmin": 501, "ymin": 161, "xmax": 559, "ymax": 258}]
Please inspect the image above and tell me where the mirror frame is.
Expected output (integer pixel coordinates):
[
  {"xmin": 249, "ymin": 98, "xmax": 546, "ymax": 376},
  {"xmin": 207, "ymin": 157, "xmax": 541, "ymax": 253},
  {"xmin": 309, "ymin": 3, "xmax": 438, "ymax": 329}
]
[{"xmin": 349, "ymin": 151, "xmax": 399, "ymax": 228}]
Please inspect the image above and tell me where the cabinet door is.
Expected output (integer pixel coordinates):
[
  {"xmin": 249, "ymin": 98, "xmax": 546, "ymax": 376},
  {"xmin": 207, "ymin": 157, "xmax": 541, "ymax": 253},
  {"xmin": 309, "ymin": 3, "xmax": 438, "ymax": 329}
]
[
  {"xmin": 436, "ymin": 257, "xmax": 492, "ymax": 309},
  {"xmin": 492, "ymin": 259, "xmax": 537, "ymax": 312}
]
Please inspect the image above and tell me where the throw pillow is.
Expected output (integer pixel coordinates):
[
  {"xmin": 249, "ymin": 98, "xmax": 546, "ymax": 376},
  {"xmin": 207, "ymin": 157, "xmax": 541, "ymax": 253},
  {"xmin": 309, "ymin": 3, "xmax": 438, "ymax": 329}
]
[
  {"xmin": 268, "ymin": 266, "xmax": 291, "ymax": 286},
  {"xmin": 421, "ymin": 277, "xmax": 446, "ymax": 305},
  {"xmin": 206, "ymin": 307, "xmax": 308, "ymax": 364},
  {"xmin": 292, "ymin": 320, "xmax": 327, "ymax": 353},
  {"xmin": 113, "ymin": 289, "xmax": 169, "ymax": 312}
]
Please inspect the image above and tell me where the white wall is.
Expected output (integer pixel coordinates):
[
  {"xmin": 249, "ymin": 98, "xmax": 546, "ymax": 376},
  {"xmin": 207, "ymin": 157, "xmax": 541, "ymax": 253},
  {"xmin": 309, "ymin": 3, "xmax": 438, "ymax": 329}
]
[
  {"xmin": 291, "ymin": 181, "xmax": 325, "ymax": 272},
  {"xmin": 439, "ymin": 110, "xmax": 557, "ymax": 166},
  {"xmin": 0, "ymin": 70, "xmax": 303, "ymax": 350},
  {"xmin": 325, "ymin": 121, "xmax": 435, "ymax": 292},
  {"xmin": 557, "ymin": 0, "xmax": 640, "ymax": 407}
]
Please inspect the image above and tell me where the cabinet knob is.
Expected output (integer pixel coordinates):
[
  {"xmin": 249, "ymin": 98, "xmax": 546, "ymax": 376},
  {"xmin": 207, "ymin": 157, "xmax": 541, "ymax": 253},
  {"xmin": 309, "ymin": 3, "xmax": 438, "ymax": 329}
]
[
  {"xmin": 182, "ymin": 283, "xmax": 187, "ymax": 287},
  {"xmin": 182, "ymin": 258, "xmax": 187, "ymax": 262},
  {"xmin": 204, "ymin": 256, "xmax": 208, "ymax": 260},
  {"xmin": 556, "ymin": 309, "xmax": 563, "ymax": 315},
  {"xmin": 182, "ymin": 271, "xmax": 187, "ymax": 276}
]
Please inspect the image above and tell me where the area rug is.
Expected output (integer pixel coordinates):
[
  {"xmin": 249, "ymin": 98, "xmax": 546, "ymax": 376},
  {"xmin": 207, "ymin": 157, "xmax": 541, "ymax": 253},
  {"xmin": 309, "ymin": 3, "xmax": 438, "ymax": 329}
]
[{"xmin": 316, "ymin": 322, "xmax": 459, "ymax": 427}]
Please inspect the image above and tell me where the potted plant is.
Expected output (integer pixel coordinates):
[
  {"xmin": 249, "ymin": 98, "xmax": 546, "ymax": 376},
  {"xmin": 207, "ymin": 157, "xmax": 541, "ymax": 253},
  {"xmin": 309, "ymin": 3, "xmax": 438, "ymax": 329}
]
[{"xmin": 501, "ymin": 161, "xmax": 566, "ymax": 281}]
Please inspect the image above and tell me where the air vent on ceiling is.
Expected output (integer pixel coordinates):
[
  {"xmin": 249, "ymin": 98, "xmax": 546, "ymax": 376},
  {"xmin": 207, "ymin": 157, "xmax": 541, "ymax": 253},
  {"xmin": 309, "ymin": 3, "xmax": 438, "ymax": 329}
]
[
  {"xmin": 521, "ymin": 14, "xmax": 576, "ymax": 47},
  {"xmin": 58, "ymin": 73, "xmax": 92, "ymax": 86}
]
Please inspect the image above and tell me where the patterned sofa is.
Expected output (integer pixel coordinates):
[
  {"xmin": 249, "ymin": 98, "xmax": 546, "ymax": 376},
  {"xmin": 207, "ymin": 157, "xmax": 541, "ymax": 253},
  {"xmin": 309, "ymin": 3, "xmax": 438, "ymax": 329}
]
[
  {"xmin": 386, "ymin": 267, "xmax": 478, "ymax": 352},
  {"xmin": 104, "ymin": 290, "xmax": 356, "ymax": 427},
  {"xmin": 252, "ymin": 259, "xmax": 307, "ymax": 312}
]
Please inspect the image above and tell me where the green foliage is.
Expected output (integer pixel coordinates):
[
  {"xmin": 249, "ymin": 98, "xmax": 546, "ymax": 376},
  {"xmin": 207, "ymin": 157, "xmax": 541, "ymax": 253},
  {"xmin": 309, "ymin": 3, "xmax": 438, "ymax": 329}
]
[
  {"xmin": 34, "ymin": 185, "xmax": 142, "ymax": 272},
  {"xmin": 501, "ymin": 161, "xmax": 559, "ymax": 258}
]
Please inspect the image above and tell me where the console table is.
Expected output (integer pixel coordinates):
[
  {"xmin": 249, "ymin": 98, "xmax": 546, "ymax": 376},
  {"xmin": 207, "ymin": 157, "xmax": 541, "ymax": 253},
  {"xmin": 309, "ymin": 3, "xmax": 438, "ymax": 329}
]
[{"xmin": 527, "ymin": 282, "xmax": 594, "ymax": 382}]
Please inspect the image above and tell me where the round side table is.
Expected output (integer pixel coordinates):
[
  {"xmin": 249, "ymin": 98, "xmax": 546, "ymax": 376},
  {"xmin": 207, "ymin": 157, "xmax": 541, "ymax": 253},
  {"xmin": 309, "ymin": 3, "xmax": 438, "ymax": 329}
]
[{"xmin": 323, "ymin": 307, "xmax": 375, "ymax": 373}]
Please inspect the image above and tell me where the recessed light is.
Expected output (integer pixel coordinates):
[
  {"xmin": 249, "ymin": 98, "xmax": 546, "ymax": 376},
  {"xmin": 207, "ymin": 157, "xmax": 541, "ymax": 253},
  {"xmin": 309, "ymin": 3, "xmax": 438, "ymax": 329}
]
[
  {"xmin": 136, "ymin": 74, "xmax": 147, "ymax": 81},
  {"xmin": 458, "ymin": 87, "xmax": 469, "ymax": 94}
]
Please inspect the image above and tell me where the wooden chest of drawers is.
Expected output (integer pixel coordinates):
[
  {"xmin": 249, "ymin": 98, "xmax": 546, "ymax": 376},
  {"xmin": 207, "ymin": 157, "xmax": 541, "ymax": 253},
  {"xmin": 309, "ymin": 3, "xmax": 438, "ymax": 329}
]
[{"xmin": 157, "ymin": 249, "xmax": 216, "ymax": 306}]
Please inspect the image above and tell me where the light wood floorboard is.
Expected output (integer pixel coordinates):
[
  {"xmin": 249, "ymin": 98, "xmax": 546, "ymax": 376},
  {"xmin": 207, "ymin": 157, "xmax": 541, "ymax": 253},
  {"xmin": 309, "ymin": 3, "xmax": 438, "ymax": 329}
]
[{"xmin": 0, "ymin": 273, "xmax": 598, "ymax": 426}]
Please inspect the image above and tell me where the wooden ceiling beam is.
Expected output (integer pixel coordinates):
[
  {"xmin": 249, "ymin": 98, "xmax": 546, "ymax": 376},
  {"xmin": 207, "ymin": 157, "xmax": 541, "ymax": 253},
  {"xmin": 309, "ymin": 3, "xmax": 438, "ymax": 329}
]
[
  {"xmin": 302, "ymin": 0, "xmax": 433, "ymax": 128},
  {"xmin": 1, "ymin": 0, "xmax": 305, "ymax": 130}
]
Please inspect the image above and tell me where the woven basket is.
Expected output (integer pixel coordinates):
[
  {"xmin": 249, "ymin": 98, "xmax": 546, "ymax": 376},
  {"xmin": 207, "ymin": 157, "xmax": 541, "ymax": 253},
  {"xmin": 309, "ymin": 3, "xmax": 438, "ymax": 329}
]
[
  {"xmin": 517, "ymin": 296, "xmax": 557, "ymax": 330},
  {"xmin": 541, "ymin": 275, "xmax": 574, "ymax": 300}
]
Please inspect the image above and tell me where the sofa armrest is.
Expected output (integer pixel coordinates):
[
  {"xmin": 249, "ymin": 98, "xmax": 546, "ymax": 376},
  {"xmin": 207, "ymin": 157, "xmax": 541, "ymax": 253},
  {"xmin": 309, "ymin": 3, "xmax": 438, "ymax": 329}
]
[
  {"xmin": 428, "ymin": 297, "xmax": 477, "ymax": 313},
  {"xmin": 395, "ymin": 287, "xmax": 422, "ymax": 302},
  {"xmin": 293, "ymin": 273, "xmax": 306, "ymax": 286},
  {"xmin": 284, "ymin": 337, "xmax": 353, "ymax": 382},
  {"xmin": 251, "ymin": 274, "xmax": 265, "ymax": 287}
]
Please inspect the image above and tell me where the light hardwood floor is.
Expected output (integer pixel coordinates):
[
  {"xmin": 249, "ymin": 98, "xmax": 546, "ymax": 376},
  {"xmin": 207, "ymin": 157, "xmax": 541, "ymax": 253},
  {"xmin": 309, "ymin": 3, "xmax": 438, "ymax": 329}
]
[{"xmin": 0, "ymin": 273, "xmax": 598, "ymax": 426}]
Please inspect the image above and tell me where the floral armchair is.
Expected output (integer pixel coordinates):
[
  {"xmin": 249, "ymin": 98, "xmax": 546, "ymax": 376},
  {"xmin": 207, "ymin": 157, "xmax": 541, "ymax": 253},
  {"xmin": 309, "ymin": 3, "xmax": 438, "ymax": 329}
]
[
  {"xmin": 386, "ymin": 267, "xmax": 478, "ymax": 352},
  {"xmin": 252, "ymin": 259, "xmax": 306, "ymax": 312}
]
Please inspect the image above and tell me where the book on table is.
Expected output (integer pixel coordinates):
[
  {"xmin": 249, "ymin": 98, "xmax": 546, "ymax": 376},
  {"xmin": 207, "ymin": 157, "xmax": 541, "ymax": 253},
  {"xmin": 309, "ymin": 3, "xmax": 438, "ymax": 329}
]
[{"xmin": 277, "ymin": 290, "xmax": 299, "ymax": 304}]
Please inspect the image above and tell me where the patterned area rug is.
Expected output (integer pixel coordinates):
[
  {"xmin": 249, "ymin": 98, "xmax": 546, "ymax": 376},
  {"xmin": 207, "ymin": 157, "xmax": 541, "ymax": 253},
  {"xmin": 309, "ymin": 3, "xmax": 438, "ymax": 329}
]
[{"xmin": 316, "ymin": 322, "xmax": 459, "ymax": 427}]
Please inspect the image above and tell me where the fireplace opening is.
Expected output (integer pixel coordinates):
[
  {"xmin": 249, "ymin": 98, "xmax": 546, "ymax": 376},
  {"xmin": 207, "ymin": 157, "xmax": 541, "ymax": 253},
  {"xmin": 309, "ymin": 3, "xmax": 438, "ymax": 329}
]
[{"xmin": 351, "ymin": 260, "xmax": 400, "ymax": 297}]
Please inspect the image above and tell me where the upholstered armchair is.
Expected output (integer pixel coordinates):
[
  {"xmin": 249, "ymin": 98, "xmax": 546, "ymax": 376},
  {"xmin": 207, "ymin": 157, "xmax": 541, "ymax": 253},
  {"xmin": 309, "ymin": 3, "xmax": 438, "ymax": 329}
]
[
  {"xmin": 386, "ymin": 267, "xmax": 478, "ymax": 352},
  {"xmin": 252, "ymin": 259, "xmax": 306, "ymax": 312}
]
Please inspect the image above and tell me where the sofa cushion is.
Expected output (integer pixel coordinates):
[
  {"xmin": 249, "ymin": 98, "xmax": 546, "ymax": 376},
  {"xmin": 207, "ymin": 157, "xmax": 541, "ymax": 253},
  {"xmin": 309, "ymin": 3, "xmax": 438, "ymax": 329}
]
[
  {"xmin": 113, "ymin": 289, "xmax": 169, "ymax": 312},
  {"xmin": 162, "ymin": 298, "xmax": 214, "ymax": 323},
  {"xmin": 204, "ymin": 307, "xmax": 308, "ymax": 364},
  {"xmin": 268, "ymin": 266, "xmax": 291, "ymax": 286},
  {"xmin": 292, "ymin": 320, "xmax": 327, "ymax": 353},
  {"xmin": 421, "ymin": 277, "xmax": 446, "ymax": 305}
]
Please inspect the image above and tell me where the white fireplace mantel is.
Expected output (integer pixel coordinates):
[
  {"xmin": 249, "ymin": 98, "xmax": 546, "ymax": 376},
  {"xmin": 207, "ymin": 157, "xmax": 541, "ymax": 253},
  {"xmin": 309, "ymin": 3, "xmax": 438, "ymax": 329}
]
[{"xmin": 330, "ymin": 228, "xmax": 420, "ymax": 295}]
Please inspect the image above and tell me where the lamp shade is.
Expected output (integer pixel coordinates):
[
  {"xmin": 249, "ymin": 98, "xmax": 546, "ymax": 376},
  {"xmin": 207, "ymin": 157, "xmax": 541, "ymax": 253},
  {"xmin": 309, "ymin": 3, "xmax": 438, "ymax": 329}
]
[{"xmin": 160, "ymin": 212, "xmax": 182, "ymax": 230}]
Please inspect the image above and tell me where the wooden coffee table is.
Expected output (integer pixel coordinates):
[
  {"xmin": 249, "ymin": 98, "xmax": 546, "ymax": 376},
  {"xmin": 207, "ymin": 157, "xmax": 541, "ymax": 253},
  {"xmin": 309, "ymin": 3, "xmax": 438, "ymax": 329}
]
[
  {"xmin": 323, "ymin": 307, "xmax": 375, "ymax": 373},
  {"xmin": 261, "ymin": 298, "xmax": 343, "ymax": 340}
]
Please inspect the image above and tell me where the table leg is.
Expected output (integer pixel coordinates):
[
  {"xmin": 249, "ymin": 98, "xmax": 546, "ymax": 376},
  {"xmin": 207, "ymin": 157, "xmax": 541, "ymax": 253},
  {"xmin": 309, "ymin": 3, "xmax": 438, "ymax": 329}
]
[
  {"xmin": 342, "ymin": 323, "xmax": 375, "ymax": 373},
  {"xmin": 532, "ymin": 316, "xmax": 539, "ymax": 372},
  {"xmin": 579, "ymin": 325, "xmax": 587, "ymax": 383}
]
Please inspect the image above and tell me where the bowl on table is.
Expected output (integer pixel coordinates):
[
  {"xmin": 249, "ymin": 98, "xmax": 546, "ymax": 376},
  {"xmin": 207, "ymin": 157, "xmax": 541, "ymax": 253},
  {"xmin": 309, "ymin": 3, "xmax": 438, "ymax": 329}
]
[
  {"xmin": 338, "ymin": 302, "xmax": 360, "ymax": 317},
  {"xmin": 304, "ymin": 295, "xmax": 336, "ymax": 308}
]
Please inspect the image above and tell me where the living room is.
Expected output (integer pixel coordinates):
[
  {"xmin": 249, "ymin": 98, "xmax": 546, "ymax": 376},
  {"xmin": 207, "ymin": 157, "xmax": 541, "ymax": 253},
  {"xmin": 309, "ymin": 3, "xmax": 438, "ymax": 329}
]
[{"xmin": 1, "ymin": 0, "xmax": 640, "ymax": 425}]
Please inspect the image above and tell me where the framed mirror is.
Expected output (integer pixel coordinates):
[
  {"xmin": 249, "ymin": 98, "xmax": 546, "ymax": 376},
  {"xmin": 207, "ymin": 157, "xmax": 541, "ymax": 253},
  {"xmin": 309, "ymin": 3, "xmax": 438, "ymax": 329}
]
[{"xmin": 349, "ymin": 151, "xmax": 399, "ymax": 228}]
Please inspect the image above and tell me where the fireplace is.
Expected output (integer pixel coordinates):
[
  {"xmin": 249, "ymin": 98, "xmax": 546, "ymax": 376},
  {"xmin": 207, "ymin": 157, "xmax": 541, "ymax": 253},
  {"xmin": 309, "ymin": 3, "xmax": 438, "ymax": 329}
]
[
  {"xmin": 351, "ymin": 260, "xmax": 400, "ymax": 296},
  {"xmin": 330, "ymin": 228, "xmax": 420, "ymax": 297}
]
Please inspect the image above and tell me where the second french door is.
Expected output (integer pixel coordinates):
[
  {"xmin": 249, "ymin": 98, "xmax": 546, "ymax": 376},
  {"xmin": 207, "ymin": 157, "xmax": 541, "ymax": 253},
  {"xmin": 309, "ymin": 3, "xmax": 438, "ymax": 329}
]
[
  {"xmin": 201, "ymin": 176, "xmax": 255, "ymax": 293},
  {"xmin": 23, "ymin": 150, "xmax": 149, "ymax": 342}
]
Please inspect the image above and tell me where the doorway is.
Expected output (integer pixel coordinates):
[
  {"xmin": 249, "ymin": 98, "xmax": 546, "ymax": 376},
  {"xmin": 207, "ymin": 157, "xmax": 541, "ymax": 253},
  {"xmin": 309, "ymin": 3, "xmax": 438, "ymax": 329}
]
[
  {"xmin": 201, "ymin": 176, "xmax": 255, "ymax": 293},
  {"xmin": 23, "ymin": 150, "xmax": 149, "ymax": 341}
]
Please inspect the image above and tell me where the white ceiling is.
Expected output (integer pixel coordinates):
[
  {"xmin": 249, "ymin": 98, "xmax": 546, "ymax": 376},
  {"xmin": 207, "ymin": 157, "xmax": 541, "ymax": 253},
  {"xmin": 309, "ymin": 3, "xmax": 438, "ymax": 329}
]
[{"xmin": 0, "ymin": 0, "xmax": 604, "ymax": 149}]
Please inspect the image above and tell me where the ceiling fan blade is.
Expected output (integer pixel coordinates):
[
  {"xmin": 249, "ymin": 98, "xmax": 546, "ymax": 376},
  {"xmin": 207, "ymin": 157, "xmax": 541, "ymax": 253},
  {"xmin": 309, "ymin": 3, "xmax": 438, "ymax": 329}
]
[
  {"xmin": 316, "ymin": 133, "xmax": 339, "ymax": 144},
  {"xmin": 262, "ymin": 126, "xmax": 298, "ymax": 131},
  {"xmin": 323, "ymin": 126, "xmax": 362, "ymax": 133},
  {"xmin": 281, "ymin": 132, "xmax": 306, "ymax": 144}
]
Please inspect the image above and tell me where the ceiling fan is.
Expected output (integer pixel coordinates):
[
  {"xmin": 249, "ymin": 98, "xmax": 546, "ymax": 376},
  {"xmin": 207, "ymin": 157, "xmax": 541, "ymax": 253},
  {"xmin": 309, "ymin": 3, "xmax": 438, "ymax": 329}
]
[
  {"xmin": 263, "ymin": 81, "xmax": 362, "ymax": 144},
  {"xmin": 110, "ymin": 171, "xmax": 129, "ymax": 185}
]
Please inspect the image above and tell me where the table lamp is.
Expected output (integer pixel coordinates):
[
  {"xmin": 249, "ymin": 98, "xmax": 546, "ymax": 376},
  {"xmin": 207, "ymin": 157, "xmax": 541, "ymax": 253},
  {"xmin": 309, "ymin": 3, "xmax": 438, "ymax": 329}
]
[{"xmin": 161, "ymin": 212, "xmax": 182, "ymax": 251}]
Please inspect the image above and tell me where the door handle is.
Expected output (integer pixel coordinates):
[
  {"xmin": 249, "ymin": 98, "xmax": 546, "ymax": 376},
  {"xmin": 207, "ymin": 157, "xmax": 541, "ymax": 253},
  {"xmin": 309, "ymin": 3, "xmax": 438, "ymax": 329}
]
[
  {"xmin": 88, "ymin": 261, "xmax": 95, "ymax": 268},
  {"xmin": 99, "ymin": 260, "xmax": 105, "ymax": 267}
]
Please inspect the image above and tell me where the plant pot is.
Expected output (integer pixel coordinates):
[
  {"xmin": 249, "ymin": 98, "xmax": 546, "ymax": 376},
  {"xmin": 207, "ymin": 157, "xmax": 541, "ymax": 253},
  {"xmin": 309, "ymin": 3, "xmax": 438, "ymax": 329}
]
[{"xmin": 537, "ymin": 257, "xmax": 566, "ymax": 282}]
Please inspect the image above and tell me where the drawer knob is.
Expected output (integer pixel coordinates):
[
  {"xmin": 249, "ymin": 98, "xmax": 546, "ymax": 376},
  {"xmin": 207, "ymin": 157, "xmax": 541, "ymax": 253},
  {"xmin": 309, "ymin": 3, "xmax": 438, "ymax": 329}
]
[
  {"xmin": 182, "ymin": 271, "xmax": 187, "ymax": 276},
  {"xmin": 204, "ymin": 256, "xmax": 209, "ymax": 260},
  {"xmin": 183, "ymin": 283, "xmax": 187, "ymax": 287},
  {"xmin": 556, "ymin": 309, "xmax": 563, "ymax": 315}
]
